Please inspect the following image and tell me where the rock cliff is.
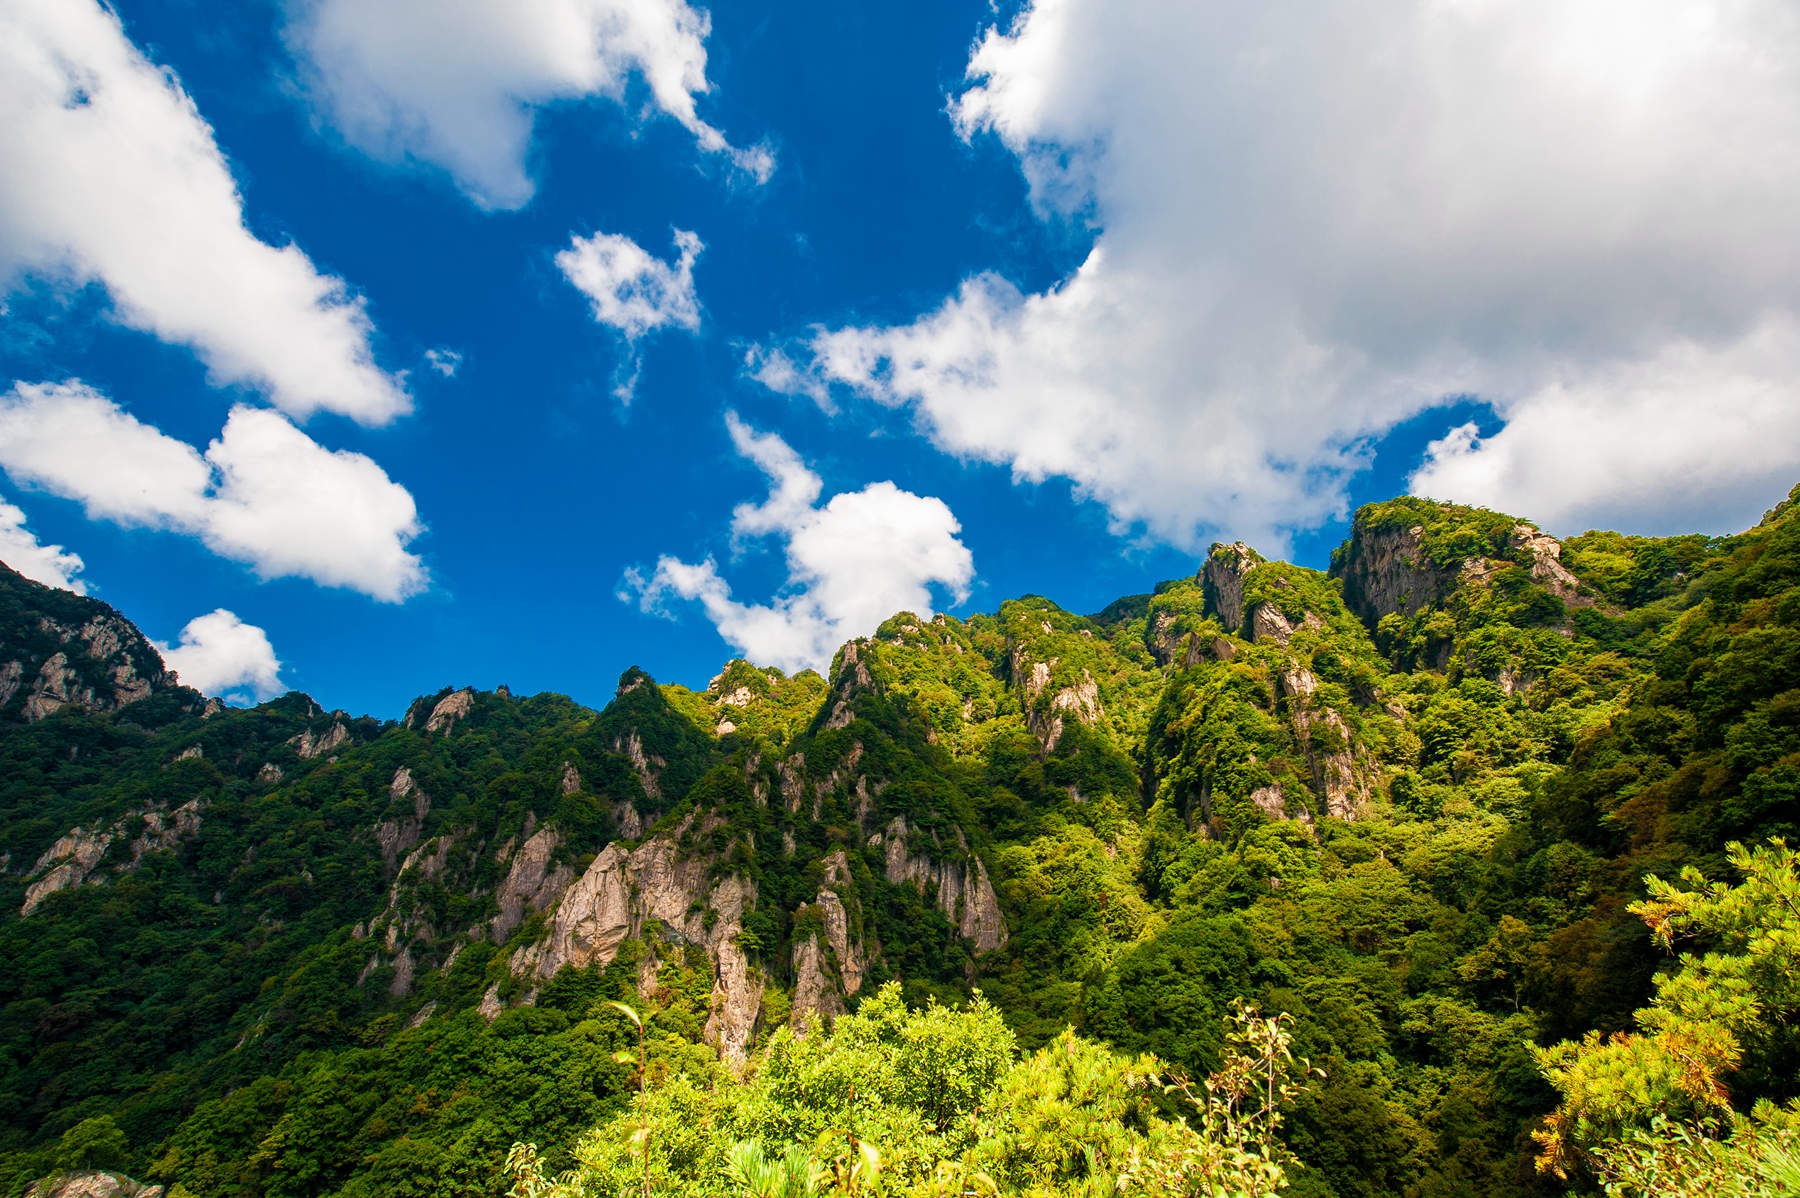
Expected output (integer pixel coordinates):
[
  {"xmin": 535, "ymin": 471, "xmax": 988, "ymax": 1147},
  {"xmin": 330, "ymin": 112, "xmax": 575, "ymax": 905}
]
[
  {"xmin": 0, "ymin": 563, "xmax": 180, "ymax": 722},
  {"xmin": 1203, "ymin": 542, "xmax": 1264, "ymax": 633},
  {"xmin": 1333, "ymin": 521, "xmax": 1449, "ymax": 626},
  {"xmin": 513, "ymin": 832, "xmax": 763, "ymax": 1063},
  {"xmin": 872, "ymin": 816, "xmax": 1008, "ymax": 952},
  {"xmin": 21, "ymin": 799, "xmax": 204, "ymax": 916}
]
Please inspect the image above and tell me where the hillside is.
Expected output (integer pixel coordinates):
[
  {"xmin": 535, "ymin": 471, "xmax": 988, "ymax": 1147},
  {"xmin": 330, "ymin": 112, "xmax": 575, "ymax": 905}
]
[{"xmin": 2, "ymin": 486, "xmax": 1798, "ymax": 1197}]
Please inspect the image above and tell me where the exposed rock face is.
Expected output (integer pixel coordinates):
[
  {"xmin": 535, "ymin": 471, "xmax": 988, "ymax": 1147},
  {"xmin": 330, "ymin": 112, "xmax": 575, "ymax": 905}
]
[
  {"xmin": 792, "ymin": 850, "xmax": 865, "ymax": 1031},
  {"xmin": 1249, "ymin": 604, "xmax": 1325, "ymax": 648},
  {"xmin": 488, "ymin": 828, "xmax": 573, "ymax": 942},
  {"xmin": 374, "ymin": 767, "xmax": 430, "ymax": 871},
  {"xmin": 1275, "ymin": 667, "xmax": 1370, "ymax": 820},
  {"xmin": 24, "ymin": 1171, "xmax": 163, "ymax": 1198},
  {"xmin": 1203, "ymin": 542, "xmax": 1263, "ymax": 633},
  {"xmin": 1247, "ymin": 783, "xmax": 1312, "ymax": 826},
  {"xmin": 21, "ymin": 800, "xmax": 203, "ymax": 916},
  {"xmin": 875, "ymin": 816, "xmax": 1007, "ymax": 952},
  {"xmin": 1014, "ymin": 648, "xmax": 1104, "ymax": 753},
  {"xmin": 791, "ymin": 934, "xmax": 844, "ymax": 1030},
  {"xmin": 290, "ymin": 721, "xmax": 349, "ymax": 759},
  {"xmin": 1507, "ymin": 524, "xmax": 1587, "ymax": 603},
  {"xmin": 0, "ymin": 574, "xmax": 174, "ymax": 722},
  {"xmin": 518, "ymin": 835, "xmax": 764, "ymax": 1063},
  {"xmin": 824, "ymin": 641, "xmax": 876, "ymax": 729},
  {"xmin": 779, "ymin": 754, "xmax": 807, "ymax": 815},
  {"xmin": 424, "ymin": 689, "xmax": 474, "ymax": 733},
  {"xmin": 614, "ymin": 731, "xmax": 665, "ymax": 799},
  {"xmin": 23, "ymin": 652, "xmax": 83, "ymax": 722},
  {"xmin": 1252, "ymin": 605, "xmax": 1294, "ymax": 646},
  {"xmin": 1334, "ymin": 522, "xmax": 1447, "ymax": 626}
]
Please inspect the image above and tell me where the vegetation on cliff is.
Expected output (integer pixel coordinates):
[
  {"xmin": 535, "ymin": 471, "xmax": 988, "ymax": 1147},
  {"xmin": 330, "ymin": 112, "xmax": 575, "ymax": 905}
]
[{"xmin": 1, "ymin": 482, "xmax": 1797, "ymax": 1197}]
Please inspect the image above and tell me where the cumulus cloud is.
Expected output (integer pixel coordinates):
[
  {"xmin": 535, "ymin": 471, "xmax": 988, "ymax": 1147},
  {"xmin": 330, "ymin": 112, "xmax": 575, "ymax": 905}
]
[
  {"xmin": 625, "ymin": 414, "xmax": 974, "ymax": 673},
  {"xmin": 558, "ymin": 228, "xmax": 703, "ymax": 339},
  {"xmin": 0, "ymin": 381, "xmax": 427, "ymax": 601},
  {"xmin": 288, "ymin": 0, "xmax": 773, "ymax": 210},
  {"xmin": 0, "ymin": 496, "xmax": 85, "ymax": 593},
  {"xmin": 1412, "ymin": 314, "xmax": 1800, "ymax": 534},
  {"xmin": 156, "ymin": 609, "xmax": 285, "ymax": 703},
  {"xmin": 0, "ymin": 0, "xmax": 408, "ymax": 425},
  {"xmin": 759, "ymin": 0, "xmax": 1800, "ymax": 543}
]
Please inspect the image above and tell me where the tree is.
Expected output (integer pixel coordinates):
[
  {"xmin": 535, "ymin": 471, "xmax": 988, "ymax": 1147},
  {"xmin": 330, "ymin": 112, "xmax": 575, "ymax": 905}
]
[{"xmin": 1536, "ymin": 840, "xmax": 1800, "ymax": 1192}]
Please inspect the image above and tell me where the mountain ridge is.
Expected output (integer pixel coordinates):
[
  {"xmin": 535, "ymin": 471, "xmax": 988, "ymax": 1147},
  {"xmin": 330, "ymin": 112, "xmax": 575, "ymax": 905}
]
[{"xmin": 3, "ymin": 483, "xmax": 1797, "ymax": 1197}]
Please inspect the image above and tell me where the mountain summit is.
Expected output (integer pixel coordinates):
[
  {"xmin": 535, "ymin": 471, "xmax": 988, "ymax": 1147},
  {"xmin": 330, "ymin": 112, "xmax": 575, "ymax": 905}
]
[{"xmin": 3, "ymin": 485, "xmax": 1798, "ymax": 1197}]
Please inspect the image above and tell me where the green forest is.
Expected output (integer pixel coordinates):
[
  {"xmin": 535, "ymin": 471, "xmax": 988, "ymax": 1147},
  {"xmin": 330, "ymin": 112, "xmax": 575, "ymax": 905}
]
[{"xmin": 3, "ymin": 485, "xmax": 1799, "ymax": 1197}]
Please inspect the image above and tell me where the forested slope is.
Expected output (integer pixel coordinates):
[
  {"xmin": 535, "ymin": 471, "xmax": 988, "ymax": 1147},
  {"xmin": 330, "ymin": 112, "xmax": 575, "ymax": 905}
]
[{"xmin": 2, "ymin": 484, "xmax": 1797, "ymax": 1197}]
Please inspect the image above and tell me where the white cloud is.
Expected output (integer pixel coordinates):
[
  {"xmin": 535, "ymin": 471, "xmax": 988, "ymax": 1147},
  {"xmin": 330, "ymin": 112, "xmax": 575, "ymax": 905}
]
[
  {"xmin": 625, "ymin": 414, "xmax": 974, "ymax": 673},
  {"xmin": 156, "ymin": 609, "xmax": 285, "ymax": 702},
  {"xmin": 557, "ymin": 228, "xmax": 703, "ymax": 339},
  {"xmin": 424, "ymin": 348, "xmax": 462, "ymax": 377},
  {"xmin": 0, "ymin": 381, "xmax": 427, "ymax": 601},
  {"xmin": 287, "ymin": 0, "xmax": 773, "ymax": 210},
  {"xmin": 759, "ymin": 0, "xmax": 1800, "ymax": 544},
  {"xmin": 0, "ymin": 0, "xmax": 409, "ymax": 425},
  {"xmin": 1411, "ymin": 314, "xmax": 1800, "ymax": 535},
  {"xmin": 0, "ymin": 495, "xmax": 85, "ymax": 593}
]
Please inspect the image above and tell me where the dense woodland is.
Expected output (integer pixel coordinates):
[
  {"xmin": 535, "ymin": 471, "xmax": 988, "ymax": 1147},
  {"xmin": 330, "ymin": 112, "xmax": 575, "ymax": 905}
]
[{"xmin": 2, "ymin": 486, "xmax": 1799, "ymax": 1197}]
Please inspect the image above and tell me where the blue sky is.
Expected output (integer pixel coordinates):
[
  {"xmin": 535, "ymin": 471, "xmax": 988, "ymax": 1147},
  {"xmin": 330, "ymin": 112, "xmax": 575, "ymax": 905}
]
[{"xmin": 2, "ymin": 0, "xmax": 1798, "ymax": 717}]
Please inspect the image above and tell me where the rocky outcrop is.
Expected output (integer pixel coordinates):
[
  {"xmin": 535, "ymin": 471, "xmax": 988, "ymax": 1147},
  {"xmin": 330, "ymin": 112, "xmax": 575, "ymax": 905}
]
[
  {"xmin": 1203, "ymin": 542, "xmax": 1263, "ymax": 633},
  {"xmin": 0, "ymin": 570, "xmax": 174, "ymax": 722},
  {"xmin": 0, "ymin": 659, "xmax": 21, "ymax": 708},
  {"xmin": 374, "ymin": 767, "xmax": 429, "ymax": 871},
  {"xmin": 791, "ymin": 850, "xmax": 865, "ymax": 1031},
  {"xmin": 290, "ymin": 720, "xmax": 349, "ymax": 759},
  {"xmin": 25, "ymin": 1172, "xmax": 162, "ymax": 1198},
  {"xmin": 1334, "ymin": 522, "xmax": 1448, "ymax": 626},
  {"xmin": 515, "ymin": 835, "xmax": 764, "ymax": 1063},
  {"xmin": 1275, "ymin": 667, "xmax": 1371, "ymax": 820},
  {"xmin": 21, "ymin": 800, "xmax": 204, "ymax": 916},
  {"xmin": 614, "ymin": 731, "xmax": 665, "ymax": 799},
  {"xmin": 1249, "ymin": 604, "xmax": 1325, "ymax": 647},
  {"xmin": 22, "ymin": 652, "xmax": 83, "ymax": 722},
  {"xmin": 488, "ymin": 828, "xmax": 573, "ymax": 942},
  {"xmin": 872, "ymin": 817, "xmax": 1007, "ymax": 952},
  {"xmin": 1014, "ymin": 649, "xmax": 1103, "ymax": 753},
  {"xmin": 823, "ymin": 641, "xmax": 876, "ymax": 730},
  {"xmin": 424, "ymin": 689, "xmax": 474, "ymax": 733},
  {"xmin": 1247, "ymin": 782, "xmax": 1313, "ymax": 826}
]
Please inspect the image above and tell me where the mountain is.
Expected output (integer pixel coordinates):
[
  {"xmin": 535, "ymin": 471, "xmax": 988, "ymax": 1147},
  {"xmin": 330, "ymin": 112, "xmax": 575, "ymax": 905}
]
[{"xmin": 2, "ymin": 486, "xmax": 1797, "ymax": 1198}]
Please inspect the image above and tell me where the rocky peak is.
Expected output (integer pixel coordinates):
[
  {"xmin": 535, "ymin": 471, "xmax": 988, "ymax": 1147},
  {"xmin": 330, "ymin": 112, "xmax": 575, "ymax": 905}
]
[
  {"xmin": 1333, "ymin": 520, "xmax": 1448, "ymax": 627},
  {"xmin": 0, "ymin": 563, "xmax": 180, "ymax": 722},
  {"xmin": 823, "ymin": 640, "xmax": 877, "ymax": 729},
  {"xmin": 424, "ymin": 688, "xmax": 475, "ymax": 734},
  {"xmin": 1202, "ymin": 542, "xmax": 1263, "ymax": 634}
]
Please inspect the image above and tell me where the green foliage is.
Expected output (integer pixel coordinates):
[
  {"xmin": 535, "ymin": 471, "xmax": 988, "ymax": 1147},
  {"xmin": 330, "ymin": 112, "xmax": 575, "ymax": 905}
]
[
  {"xmin": 1536, "ymin": 840, "xmax": 1800, "ymax": 1182},
  {"xmin": 8, "ymin": 484, "xmax": 1800, "ymax": 1198},
  {"xmin": 504, "ymin": 985, "xmax": 1314, "ymax": 1197}
]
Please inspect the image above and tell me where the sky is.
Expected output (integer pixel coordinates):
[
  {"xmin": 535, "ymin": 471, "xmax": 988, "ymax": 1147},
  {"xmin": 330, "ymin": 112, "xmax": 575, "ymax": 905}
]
[{"xmin": 2, "ymin": 0, "xmax": 1799, "ymax": 716}]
